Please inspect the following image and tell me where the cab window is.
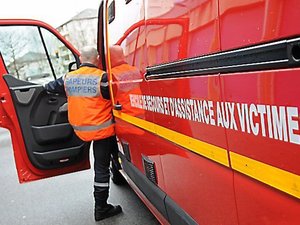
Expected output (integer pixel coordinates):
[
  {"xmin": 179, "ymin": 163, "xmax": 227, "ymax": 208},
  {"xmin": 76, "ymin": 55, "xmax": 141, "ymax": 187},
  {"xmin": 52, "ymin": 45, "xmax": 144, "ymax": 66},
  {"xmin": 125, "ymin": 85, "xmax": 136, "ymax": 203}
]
[{"xmin": 0, "ymin": 25, "xmax": 77, "ymax": 84}]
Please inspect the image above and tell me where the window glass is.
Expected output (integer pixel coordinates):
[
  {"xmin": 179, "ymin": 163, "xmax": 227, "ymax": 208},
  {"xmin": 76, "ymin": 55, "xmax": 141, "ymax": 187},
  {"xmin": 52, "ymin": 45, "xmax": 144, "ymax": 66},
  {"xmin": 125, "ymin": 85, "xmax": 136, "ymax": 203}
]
[
  {"xmin": 41, "ymin": 28, "xmax": 77, "ymax": 79},
  {"xmin": 0, "ymin": 26, "xmax": 53, "ymax": 84}
]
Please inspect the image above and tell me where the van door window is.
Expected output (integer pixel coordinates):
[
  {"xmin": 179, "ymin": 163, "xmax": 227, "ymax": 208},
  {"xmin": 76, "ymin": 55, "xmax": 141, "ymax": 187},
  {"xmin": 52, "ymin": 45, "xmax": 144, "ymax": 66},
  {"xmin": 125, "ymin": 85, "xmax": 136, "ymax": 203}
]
[
  {"xmin": 0, "ymin": 26, "xmax": 53, "ymax": 83},
  {"xmin": 41, "ymin": 27, "xmax": 77, "ymax": 79},
  {"xmin": 0, "ymin": 25, "xmax": 77, "ymax": 84}
]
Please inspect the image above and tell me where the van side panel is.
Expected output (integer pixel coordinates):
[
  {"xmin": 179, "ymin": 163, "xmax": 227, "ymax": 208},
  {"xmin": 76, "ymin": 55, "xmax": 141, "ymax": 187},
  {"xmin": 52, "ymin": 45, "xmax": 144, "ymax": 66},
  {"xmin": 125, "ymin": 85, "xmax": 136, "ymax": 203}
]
[
  {"xmin": 221, "ymin": 69, "xmax": 300, "ymax": 225},
  {"xmin": 219, "ymin": 1, "xmax": 300, "ymax": 224},
  {"xmin": 145, "ymin": 1, "xmax": 239, "ymax": 224},
  {"xmin": 108, "ymin": 0, "xmax": 300, "ymax": 224},
  {"xmin": 219, "ymin": 0, "xmax": 300, "ymax": 50}
]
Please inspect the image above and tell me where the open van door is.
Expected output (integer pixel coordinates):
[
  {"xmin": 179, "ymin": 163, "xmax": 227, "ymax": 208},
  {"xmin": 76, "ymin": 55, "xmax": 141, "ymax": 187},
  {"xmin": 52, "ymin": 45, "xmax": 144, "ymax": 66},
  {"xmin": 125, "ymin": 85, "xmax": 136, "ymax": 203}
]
[{"xmin": 0, "ymin": 19, "xmax": 90, "ymax": 183}]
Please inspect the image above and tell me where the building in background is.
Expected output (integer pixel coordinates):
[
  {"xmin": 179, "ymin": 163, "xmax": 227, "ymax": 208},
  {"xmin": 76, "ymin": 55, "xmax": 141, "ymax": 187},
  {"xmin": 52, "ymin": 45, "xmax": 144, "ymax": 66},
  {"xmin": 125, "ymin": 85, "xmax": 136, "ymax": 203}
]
[{"xmin": 57, "ymin": 8, "xmax": 98, "ymax": 50}]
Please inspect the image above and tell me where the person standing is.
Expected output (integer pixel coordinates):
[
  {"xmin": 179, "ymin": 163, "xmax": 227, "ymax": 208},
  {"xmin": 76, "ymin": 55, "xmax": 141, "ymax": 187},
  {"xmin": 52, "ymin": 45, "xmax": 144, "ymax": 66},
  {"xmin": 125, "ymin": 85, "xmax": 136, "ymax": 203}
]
[
  {"xmin": 45, "ymin": 46, "xmax": 122, "ymax": 221},
  {"xmin": 109, "ymin": 45, "xmax": 144, "ymax": 117}
]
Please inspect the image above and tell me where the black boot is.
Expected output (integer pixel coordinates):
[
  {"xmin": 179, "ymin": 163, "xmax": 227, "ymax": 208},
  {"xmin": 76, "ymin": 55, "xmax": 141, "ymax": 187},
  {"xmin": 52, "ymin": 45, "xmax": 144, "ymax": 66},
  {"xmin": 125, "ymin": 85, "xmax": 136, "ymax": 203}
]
[{"xmin": 94, "ymin": 204, "xmax": 122, "ymax": 221}]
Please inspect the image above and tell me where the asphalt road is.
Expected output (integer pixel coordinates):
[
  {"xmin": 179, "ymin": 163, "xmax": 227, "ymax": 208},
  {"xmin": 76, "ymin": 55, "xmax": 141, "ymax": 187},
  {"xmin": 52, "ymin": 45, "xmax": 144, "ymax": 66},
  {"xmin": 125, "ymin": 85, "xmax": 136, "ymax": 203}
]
[{"xmin": 0, "ymin": 128, "xmax": 160, "ymax": 225}]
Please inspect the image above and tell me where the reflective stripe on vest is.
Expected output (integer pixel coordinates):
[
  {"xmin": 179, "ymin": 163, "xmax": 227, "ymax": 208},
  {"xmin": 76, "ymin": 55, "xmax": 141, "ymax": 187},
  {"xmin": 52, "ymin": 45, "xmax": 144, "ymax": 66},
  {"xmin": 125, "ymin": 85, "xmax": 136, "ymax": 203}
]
[
  {"xmin": 65, "ymin": 74, "xmax": 101, "ymax": 97},
  {"xmin": 100, "ymin": 81, "xmax": 109, "ymax": 87},
  {"xmin": 72, "ymin": 118, "xmax": 114, "ymax": 131}
]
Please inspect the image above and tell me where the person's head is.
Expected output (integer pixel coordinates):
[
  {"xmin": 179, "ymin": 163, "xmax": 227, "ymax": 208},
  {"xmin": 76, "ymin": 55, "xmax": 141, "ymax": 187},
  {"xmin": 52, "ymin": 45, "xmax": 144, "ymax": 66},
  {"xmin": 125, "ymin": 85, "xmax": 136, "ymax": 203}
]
[
  {"xmin": 110, "ymin": 45, "xmax": 126, "ymax": 67},
  {"xmin": 80, "ymin": 46, "xmax": 99, "ymax": 66}
]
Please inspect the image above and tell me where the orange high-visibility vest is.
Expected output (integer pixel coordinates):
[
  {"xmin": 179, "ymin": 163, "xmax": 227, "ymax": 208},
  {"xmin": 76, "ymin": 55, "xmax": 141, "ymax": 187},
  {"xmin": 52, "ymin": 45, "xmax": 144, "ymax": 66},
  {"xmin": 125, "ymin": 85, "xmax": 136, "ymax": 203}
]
[
  {"xmin": 64, "ymin": 66, "xmax": 114, "ymax": 141},
  {"xmin": 112, "ymin": 63, "xmax": 143, "ymax": 116},
  {"xmin": 112, "ymin": 63, "xmax": 145, "ymax": 136}
]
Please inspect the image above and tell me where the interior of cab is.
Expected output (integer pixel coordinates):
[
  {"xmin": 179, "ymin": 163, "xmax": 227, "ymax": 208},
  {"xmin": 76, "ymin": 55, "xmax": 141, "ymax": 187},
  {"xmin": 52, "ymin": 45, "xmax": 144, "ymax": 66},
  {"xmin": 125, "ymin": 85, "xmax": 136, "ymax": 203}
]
[{"xmin": 0, "ymin": 24, "xmax": 89, "ymax": 169}]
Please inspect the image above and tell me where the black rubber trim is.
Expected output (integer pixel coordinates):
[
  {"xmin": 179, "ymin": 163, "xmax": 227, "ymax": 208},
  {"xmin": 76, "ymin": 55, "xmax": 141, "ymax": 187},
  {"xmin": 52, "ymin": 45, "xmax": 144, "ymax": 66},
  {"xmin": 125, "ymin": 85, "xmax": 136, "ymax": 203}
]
[
  {"xmin": 120, "ymin": 153, "xmax": 198, "ymax": 225},
  {"xmin": 120, "ymin": 154, "xmax": 168, "ymax": 218},
  {"xmin": 122, "ymin": 142, "xmax": 131, "ymax": 161},
  {"xmin": 146, "ymin": 37, "xmax": 300, "ymax": 80},
  {"xmin": 165, "ymin": 196, "xmax": 198, "ymax": 225},
  {"xmin": 97, "ymin": 1, "xmax": 106, "ymax": 71}
]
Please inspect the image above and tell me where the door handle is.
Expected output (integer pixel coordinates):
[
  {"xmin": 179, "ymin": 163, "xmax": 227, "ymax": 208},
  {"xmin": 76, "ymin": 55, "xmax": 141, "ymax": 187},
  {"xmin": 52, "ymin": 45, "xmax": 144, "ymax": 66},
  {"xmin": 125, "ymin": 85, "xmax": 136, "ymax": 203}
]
[
  {"xmin": 48, "ymin": 97, "xmax": 58, "ymax": 104},
  {"xmin": 114, "ymin": 103, "xmax": 122, "ymax": 111}
]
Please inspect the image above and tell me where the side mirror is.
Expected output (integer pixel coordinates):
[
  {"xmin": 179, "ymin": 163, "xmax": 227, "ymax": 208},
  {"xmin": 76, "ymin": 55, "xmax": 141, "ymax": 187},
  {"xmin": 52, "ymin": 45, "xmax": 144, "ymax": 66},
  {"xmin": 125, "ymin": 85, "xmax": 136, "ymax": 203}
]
[{"xmin": 68, "ymin": 61, "xmax": 78, "ymax": 72}]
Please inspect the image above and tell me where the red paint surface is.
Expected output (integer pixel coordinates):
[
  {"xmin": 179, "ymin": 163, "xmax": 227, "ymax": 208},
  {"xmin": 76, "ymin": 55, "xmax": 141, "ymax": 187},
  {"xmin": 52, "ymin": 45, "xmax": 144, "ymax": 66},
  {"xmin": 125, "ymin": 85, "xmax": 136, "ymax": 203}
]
[{"xmin": 108, "ymin": 1, "xmax": 300, "ymax": 224}]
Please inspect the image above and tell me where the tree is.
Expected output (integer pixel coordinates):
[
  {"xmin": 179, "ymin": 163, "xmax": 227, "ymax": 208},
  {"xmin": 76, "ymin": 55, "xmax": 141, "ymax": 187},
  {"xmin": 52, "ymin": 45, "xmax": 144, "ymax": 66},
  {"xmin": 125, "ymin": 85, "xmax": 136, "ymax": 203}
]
[{"xmin": 0, "ymin": 28, "xmax": 28, "ymax": 79}]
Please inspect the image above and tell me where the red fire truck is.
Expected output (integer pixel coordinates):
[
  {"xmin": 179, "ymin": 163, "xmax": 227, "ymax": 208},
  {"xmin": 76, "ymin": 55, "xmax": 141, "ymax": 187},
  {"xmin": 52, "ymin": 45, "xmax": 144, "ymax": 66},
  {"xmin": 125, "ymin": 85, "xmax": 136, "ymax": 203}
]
[{"xmin": 1, "ymin": 0, "xmax": 300, "ymax": 224}]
